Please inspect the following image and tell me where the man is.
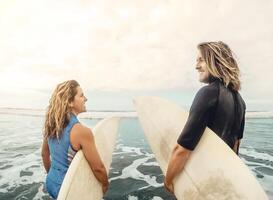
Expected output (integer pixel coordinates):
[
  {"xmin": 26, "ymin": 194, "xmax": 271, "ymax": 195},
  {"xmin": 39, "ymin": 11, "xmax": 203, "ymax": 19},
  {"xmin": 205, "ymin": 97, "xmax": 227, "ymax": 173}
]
[{"xmin": 164, "ymin": 41, "xmax": 246, "ymax": 193}]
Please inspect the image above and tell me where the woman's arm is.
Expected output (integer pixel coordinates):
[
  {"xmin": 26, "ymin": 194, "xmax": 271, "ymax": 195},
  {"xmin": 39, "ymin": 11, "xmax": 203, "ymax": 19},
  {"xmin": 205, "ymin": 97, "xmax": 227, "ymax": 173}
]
[
  {"xmin": 72, "ymin": 124, "xmax": 109, "ymax": 194},
  {"xmin": 41, "ymin": 138, "xmax": 51, "ymax": 173}
]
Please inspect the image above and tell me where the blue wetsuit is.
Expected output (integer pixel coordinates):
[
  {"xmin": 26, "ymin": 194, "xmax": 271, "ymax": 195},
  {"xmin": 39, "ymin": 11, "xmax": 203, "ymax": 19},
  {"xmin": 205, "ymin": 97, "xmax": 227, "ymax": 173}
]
[
  {"xmin": 177, "ymin": 80, "xmax": 246, "ymax": 152},
  {"xmin": 46, "ymin": 114, "xmax": 79, "ymax": 199}
]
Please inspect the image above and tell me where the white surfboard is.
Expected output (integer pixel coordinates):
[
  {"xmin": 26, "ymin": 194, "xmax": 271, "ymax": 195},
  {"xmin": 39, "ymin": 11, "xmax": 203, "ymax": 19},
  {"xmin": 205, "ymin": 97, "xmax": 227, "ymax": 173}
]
[
  {"xmin": 57, "ymin": 117, "xmax": 120, "ymax": 200},
  {"xmin": 134, "ymin": 96, "xmax": 268, "ymax": 200}
]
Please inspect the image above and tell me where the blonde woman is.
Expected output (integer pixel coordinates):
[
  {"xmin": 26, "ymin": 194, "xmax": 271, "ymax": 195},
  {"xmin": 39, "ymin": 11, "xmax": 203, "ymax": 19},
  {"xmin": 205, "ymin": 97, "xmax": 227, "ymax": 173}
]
[
  {"xmin": 164, "ymin": 42, "xmax": 246, "ymax": 193},
  {"xmin": 41, "ymin": 80, "xmax": 109, "ymax": 199}
]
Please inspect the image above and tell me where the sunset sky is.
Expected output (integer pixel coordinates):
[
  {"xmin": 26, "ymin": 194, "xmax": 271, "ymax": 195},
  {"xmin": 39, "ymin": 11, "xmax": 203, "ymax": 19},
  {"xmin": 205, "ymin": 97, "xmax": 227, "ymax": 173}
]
[{"xmin": 1, "ymin": 0, "xmax": 273, "ymax": 111}]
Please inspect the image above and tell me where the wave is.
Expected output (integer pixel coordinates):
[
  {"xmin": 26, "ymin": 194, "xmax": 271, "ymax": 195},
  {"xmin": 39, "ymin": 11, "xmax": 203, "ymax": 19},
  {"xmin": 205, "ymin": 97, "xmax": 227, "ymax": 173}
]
[
  {"xmin": 0, "ymin": 108, "xmax": 137, "ymax": 118},
  {"xmin": 1, "ymin": 107, "xmax": 273, "ymax": 119},
  {"xmin": 80, "ymin": 111, "xmax": 137, "ymax": 119},
  {"xmin": 245, "ymin": 111, "xmax": 273, "ymax": 119}
]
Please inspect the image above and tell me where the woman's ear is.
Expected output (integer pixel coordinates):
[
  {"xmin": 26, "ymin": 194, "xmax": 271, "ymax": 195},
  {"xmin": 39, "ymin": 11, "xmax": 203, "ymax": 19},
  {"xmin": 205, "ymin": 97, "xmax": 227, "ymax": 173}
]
[{"xmin": 68, "ymin": 102, "xmax": 74, "ymax": 108}]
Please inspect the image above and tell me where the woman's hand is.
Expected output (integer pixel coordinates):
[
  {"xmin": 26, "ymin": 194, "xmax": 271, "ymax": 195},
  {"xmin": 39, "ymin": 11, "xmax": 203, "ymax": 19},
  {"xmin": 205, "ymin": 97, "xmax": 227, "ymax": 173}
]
[{"xmin": 102, "ymin": 182, "xmax": 109, "ymax": 194}]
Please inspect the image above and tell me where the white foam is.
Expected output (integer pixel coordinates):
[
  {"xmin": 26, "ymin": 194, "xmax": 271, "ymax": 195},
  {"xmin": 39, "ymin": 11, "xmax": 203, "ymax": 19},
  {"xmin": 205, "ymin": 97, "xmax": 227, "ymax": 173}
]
[
  {"xmin": 142, "ymin": 162, "xmax": 160, "ymax": 167},
  {"xmin": 33, "ymin": 184, "xmax": 46, "ymax": 200},
  {"xmin": 110, "ymin": 144, "xmax": 163, "ymax": 188},
  {"xmin": 128, "ymin": 195, "xmax": 138, "ymax": 200},
  {"xmin": 151, "ymin": 197, "xmax": 164, "ymax": 200},
  {"xmin": 120, "ymin": 146, "xmax": 143, "ymax": 156},
  {"xmin": 240, "ymin": 147, "xmax": 273, "ymax": 196},
  {"xmin": 240, "ymin": 147, "xmax": 273, "ymax": 163},
  {"xmin": 0, "ymin": 148, "xmax": 46, "ymax": 193}
]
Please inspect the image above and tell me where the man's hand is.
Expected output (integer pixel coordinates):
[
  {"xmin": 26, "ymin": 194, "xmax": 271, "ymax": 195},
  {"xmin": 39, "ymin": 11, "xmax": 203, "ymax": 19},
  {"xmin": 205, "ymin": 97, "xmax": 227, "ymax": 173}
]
[{"xmin": 164, "ymin": 178, "xmax": 174, "ymax": 194}]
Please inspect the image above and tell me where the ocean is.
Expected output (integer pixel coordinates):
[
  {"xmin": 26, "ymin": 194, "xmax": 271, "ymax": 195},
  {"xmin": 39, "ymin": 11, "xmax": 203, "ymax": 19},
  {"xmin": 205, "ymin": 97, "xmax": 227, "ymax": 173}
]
[{"xmin": 0, "ymin": 109, "xmax": 272, "ymax": 200}]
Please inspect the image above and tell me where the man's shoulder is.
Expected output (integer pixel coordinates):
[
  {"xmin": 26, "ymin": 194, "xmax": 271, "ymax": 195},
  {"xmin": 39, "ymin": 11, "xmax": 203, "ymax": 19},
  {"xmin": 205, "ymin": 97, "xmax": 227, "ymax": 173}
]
[
  {"xmin": 191, "ymin": 82, "xmax": 219, "ymax": 108},
  {"xmin": 235, "ymin": 92, "xmax": 246, "ymax": 109},
  {"xmin": 197, "ymin": 82, "xmax": 219, "ymax": 98}
]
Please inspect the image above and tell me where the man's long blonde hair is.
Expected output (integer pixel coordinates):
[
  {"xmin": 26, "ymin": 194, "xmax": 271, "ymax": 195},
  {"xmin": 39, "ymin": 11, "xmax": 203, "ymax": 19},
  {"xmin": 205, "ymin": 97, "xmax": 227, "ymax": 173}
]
[
  {"xmin": 44, "ymin": 80, "xmax": 79, "ymax": 139},
  {"xmin": 198, "ymin": 41, "xmax": 241, "ymax": 91}
]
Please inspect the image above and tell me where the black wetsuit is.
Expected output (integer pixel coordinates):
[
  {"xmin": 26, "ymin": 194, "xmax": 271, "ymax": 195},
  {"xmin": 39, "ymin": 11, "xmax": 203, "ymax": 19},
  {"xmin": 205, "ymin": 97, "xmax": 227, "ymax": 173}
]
[{"xmin": 177, "ymin": 80, "xmax": 246, "ymax": 151}]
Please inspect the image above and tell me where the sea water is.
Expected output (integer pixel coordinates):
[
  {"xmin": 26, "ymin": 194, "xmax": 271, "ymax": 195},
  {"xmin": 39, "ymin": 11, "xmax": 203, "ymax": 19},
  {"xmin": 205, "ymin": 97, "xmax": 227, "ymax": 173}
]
[{"xmin": 0, "ymin": 111, "xmax": 272, "ymax": 199}]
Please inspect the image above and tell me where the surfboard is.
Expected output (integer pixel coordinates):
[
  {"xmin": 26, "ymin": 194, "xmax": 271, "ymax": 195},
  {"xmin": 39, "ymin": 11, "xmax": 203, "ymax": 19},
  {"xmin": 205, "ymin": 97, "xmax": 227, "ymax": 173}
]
[
  {"xmin": 57, "ymin": 117, "xmax": 120, "ymax": 200},
  {"xmin": 134, "ymin": 96, "xmax": 268, "ymax": 200}
]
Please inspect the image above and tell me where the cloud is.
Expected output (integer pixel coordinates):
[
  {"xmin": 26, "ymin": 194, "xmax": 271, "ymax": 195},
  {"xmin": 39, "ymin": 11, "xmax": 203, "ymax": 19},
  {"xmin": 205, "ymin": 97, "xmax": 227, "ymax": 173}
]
[{"xmin": 0, "ymin": 0, "xmax": 272, "ymax": 101}]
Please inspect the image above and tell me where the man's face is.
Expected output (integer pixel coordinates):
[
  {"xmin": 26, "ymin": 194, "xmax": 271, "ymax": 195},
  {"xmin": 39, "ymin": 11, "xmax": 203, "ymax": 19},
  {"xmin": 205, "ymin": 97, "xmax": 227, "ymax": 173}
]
[{"xmin": 196, "ymin": 50, "xmax": 210, "ymax": 83}]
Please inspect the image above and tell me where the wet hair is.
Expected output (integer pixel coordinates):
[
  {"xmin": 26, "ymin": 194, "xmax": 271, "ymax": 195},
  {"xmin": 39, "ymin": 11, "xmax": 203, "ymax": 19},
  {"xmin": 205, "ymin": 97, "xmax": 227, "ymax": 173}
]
[
  {"xmin": 44, "ymin": 80, "xmax": 79, "ymax": 139},
  {"xmin": 197, "ymin": 41, "xmax": 241, "ymax": 91}
]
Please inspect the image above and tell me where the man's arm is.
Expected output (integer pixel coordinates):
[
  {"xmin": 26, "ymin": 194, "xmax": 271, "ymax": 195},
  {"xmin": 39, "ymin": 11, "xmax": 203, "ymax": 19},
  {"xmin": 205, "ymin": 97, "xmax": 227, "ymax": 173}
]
[
  {"xmin": 164, "ymin": 143, "xmax": 191, "ymax": 193},
  {"xmin": 164, "ymin": 86, "xmax": 216, "ymax": 193}
]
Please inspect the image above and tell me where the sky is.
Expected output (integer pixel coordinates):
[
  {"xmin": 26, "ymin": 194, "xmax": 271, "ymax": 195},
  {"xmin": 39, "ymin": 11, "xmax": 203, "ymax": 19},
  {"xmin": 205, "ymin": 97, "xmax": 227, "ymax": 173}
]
[{"xmin": 0, "ymin": 0, "xmax": 273, "ymax": 111}]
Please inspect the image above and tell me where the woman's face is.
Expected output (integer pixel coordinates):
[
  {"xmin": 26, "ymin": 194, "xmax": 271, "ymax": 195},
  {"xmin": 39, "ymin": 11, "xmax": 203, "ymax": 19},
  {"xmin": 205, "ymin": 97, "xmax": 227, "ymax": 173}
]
[
  {"xmin": 196, "ymin": 50, "xmax": 210, "ymax": 83},
  {"xmin": 70, "ymin": 86, "xmax": 87, "ymax": 115}
]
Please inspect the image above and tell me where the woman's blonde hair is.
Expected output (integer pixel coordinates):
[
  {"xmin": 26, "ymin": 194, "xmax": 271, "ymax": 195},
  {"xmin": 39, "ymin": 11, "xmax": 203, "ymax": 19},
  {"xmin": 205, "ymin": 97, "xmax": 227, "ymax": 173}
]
[
  {"xmin": 198, "ymin": 41, "xmax": 241, "ymax": 91},
  {"xmin": 44, "ymin": 80, "xmax": 79, "ymax": 139}
]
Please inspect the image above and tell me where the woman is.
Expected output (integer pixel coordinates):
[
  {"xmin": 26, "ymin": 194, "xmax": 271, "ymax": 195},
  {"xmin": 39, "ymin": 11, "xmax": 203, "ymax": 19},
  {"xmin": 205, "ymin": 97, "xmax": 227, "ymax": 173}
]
[
  {"xmin": 41, "ymin": 80, "xmax": 109, "ymax": 199},
  {"xmin": 164, "ymin": 41, "xmax": 246, "ymax": 193}
]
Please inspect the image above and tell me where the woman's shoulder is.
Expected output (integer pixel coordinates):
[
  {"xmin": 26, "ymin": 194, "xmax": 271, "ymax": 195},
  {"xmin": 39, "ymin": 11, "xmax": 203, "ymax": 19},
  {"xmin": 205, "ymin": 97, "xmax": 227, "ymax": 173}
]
[
  {"xmin": 71, "ymin": 123, "xmax": 93, "ymax": 138},
  {"xmin": 70, "ymin": 124, "xmax": 94, "ymax": 150}
]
